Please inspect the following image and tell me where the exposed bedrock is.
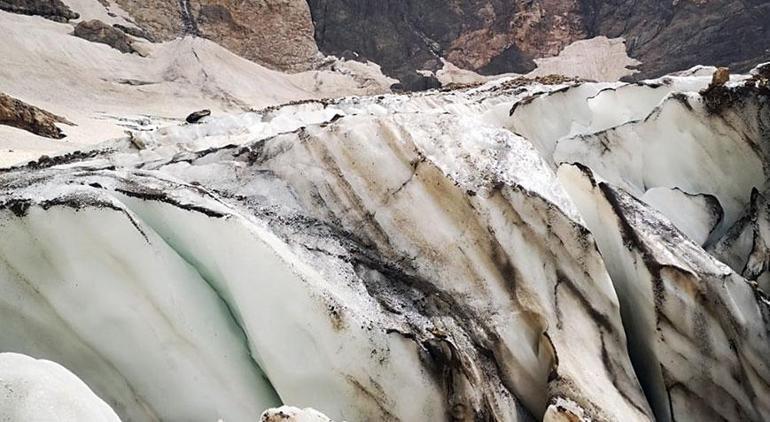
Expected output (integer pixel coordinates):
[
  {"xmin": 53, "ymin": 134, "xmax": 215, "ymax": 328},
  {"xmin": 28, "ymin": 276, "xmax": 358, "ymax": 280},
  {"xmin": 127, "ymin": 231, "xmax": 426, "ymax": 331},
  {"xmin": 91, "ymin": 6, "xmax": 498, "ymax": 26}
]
[
  {"xmin": 0, "ymin": 92, "xmax": 73, "ymax": 139},
  {"xmin": 111, "ymin": 0, "xmax": 319, "ymax": 71},
  {"xmin": 0, "ymin": 0, "xmax": 78, "ymax": 21},
  {"xmin": 307, "ymin": 0, "xmax": 770, "ymax": 88}
]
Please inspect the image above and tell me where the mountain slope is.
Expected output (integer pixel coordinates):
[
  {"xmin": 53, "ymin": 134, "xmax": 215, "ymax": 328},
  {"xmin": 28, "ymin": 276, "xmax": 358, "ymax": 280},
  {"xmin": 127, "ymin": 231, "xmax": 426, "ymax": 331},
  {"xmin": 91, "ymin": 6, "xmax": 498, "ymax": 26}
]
[{"xmin": 307, "ymin": 0, "xmax": 770, "ymax": 88}]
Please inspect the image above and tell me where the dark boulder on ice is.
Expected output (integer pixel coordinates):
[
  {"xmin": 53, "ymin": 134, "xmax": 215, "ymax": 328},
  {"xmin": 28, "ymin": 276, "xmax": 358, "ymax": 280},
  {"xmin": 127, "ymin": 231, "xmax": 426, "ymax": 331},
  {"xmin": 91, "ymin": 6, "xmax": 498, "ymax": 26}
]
[{"xmin": 185, "ymin": 109, "xmax": 211, "ymax": 124}]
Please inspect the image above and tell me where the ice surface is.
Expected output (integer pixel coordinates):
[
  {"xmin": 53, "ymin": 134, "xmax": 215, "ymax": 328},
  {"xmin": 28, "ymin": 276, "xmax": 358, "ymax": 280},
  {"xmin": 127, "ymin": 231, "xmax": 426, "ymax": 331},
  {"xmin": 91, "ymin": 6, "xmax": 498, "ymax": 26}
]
[
  {"xmin": 0, "ymin": 353, "xmax": 121, "ymax": 422},
  {"xmin": 0, "ymin": 64, "xmax": 769, "ymax": 422}
]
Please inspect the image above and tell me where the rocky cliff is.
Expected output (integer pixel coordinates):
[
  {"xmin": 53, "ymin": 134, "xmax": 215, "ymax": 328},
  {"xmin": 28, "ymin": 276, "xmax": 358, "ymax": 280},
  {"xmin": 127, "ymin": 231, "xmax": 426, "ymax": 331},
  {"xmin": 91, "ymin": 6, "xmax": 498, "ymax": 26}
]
[
  {"xmin": 308, "ymin": 0, "xmax": 770, "ymax": 89},
  {"xmin": 112, "ymin": 0, "xmax": 319, "ymax": 71},
  {"xmin": 7, "ymin": 0, "xmax": 767, "ymax": 89}
]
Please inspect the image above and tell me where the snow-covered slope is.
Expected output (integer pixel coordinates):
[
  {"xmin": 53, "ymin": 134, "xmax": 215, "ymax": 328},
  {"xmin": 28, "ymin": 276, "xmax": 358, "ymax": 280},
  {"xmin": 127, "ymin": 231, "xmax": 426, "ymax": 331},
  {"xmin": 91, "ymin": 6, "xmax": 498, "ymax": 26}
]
[
  {"xmin": 0, "ymin": 10, "xmax": 394, "ymax": 168},
  {"xmin": 0, "ymin": 61, "xmax": 769, "ymax": 421}
]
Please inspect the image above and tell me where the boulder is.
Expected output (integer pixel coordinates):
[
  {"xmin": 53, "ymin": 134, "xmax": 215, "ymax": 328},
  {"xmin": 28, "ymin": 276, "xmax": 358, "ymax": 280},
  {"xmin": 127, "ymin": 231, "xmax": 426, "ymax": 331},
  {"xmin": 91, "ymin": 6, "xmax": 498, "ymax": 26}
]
[
  {"xmin": 74, "ymin": 20, "xmax": 135, "ymax": 54},
  {"xmin": 185, "ymin": 109, "xmax": 211, "ymax": 123},
  {"xmin": 710, "ymin": 67, "xmax": 730, "ymax": 86}
]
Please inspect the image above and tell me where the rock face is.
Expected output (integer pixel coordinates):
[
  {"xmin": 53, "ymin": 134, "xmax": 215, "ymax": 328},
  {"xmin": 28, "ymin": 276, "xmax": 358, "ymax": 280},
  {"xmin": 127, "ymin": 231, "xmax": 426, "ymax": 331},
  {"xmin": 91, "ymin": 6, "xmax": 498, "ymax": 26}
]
[
  {"xmin": 307, "ymin": 0, "xmax": 770, "ymax": 88},
  {"xmin": 74, "ymin": 20, "xmax": 136, "ymax": 54},
  {"xmin": 0, "ymin": 0, "xmax": 78, "ymax": 21},
  {"xmin": 0, "ymin": 93, "xmax": 72, "ymax": 139},
  {"xmin": 307, "ymin": 0, "xmax": 585, "ymax": 89},
  {"xmin": 1, "ymin": 65, "xmax": 769, "ymax": 421},
  {"xmin": 111, "ymin": 0, "xmax": 319, "ymax": 71},
  {"xmin": 5, "ymin": 0, "xmax": 767, "ymax": 90},
  {"xmin": 583, "ymin": 0, "xmax": 770, "ymax": 80}
]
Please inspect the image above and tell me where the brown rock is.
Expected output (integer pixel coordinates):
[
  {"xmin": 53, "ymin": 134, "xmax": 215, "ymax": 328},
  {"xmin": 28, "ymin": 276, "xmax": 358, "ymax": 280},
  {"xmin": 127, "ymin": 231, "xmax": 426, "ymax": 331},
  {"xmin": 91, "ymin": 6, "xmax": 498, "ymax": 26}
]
[
  {"xmin": 112, "ymin": 0, "xmax": 319, "ymax": 71},
  {"xmin": 711, "ymin": 67, "xmax": 730, "ymax": 86},
  {"xmin": 194, "ymin": 0, "xmax": 318, "ymax": 71},
  {"xmin": 0, "ymin": 93, "xmax": 73, "ymax": 139},
  {"xmin": 74, "ymin": 20, "xmax": 136, "ymax": 54},
  {"xmin": 307, "ymin": 0, "xmax": 587, "ymax": 90},
  {"xmin": 447, "ymin": 0, "xmax": 586, "ymax": 72}
]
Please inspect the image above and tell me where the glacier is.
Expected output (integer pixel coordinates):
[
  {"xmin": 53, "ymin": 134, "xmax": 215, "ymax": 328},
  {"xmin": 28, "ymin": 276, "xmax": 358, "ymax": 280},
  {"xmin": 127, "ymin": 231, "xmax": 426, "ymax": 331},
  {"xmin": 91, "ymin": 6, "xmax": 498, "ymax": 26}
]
[
  {"xmin": 0, "ymin": 64, "xmax": 769, "ymax": 421},
  {"xmin": 0, "ymin": 353, "xmax": 120, "ymax": 422}
]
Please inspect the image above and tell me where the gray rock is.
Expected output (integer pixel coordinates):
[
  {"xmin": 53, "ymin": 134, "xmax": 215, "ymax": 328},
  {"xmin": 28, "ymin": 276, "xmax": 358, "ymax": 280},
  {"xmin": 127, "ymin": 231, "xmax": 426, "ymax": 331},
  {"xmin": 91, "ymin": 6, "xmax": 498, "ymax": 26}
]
[
  {"xmin": 185, "ymin": 109, "xmax": 211, "ymax": 124},
  {"xmin": 112, "ymin": 23, "xmax": 155, "ymax": 42}
]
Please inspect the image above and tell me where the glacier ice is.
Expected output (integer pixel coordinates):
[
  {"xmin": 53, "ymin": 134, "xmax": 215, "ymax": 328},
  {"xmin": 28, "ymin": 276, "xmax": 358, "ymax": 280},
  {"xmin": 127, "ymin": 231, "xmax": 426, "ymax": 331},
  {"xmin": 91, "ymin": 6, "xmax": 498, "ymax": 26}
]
[
  {"xmin": 559, "ymin": 164, "xmax": 770, "ymax": 421},
  {"xmin": 0, "ymin": 353, "xmax": 120, "ymax": 422},
  {"xmin": 260, "ymin": 406, "xmax": 334, "ymax": 422},
  {"xmin": 0, "ymin": 64, "xmax": 769, "ymax": 421}
]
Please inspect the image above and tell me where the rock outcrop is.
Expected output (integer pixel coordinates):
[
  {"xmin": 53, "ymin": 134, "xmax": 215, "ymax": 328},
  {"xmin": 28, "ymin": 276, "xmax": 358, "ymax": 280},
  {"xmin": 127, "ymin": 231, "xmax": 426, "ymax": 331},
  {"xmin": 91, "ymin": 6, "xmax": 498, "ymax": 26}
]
[
  {"xmin": 583, "ymin": 0, "xmax": 770, "ymax": 80},
  {"xmin": 307, "ymin": 0, "xmax": 584, "ymax": 89},
  {"xmin": 307, "ymin": 0, "xmax": 770, "ymax": 88},
  {"xmin": 0, "ymin": 93, "xmax": 72, "ymax": 139},
  {"xmin": 10, "ymin": 0, "xmax": 761, "ymax": 90},
  {"xmin": 111, "ymin": 0, "xmax": 319, "ymax": 71},
  {"xmin": 0, "ymin": 0, "xmax": 78, "ymax": 22}
]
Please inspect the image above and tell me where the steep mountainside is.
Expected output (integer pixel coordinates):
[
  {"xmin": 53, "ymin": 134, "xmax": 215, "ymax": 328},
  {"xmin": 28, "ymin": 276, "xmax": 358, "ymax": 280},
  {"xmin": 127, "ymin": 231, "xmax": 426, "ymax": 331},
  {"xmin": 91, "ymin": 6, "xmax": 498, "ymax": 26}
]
[
  {"xmin": 308, "ymin": 0, "xmax": 770, "ymax": 88},
  {"xmin": 581, "ymin": 0, "xmax": 770, "ymax": 79},
  {"xmin": 16, "ymin": 0, "xmax": 767, "ymax": 90},
  {"xmin": 111, "ymin": 0, "xmax": 319, "ymax": 71},
  {"xmin": 308, "ymin": 0, "xmax": 587, "ymax": 89}
]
